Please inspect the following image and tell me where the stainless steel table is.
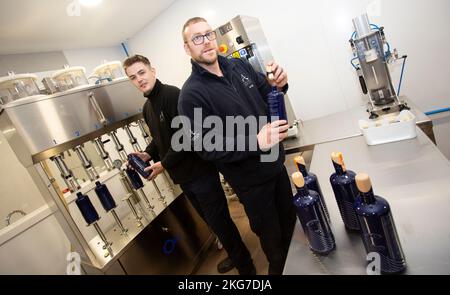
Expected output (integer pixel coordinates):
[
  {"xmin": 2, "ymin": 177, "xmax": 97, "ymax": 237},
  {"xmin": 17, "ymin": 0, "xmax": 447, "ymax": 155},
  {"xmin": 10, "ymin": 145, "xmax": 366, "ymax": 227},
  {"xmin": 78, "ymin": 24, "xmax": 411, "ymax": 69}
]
[
  {"xmin": 283, "ymin": 128, "xmax": 450, "ymax": 274},
  {"xmin": 283, "ymin": 96, "xmax": 435, "ymax": 154}
]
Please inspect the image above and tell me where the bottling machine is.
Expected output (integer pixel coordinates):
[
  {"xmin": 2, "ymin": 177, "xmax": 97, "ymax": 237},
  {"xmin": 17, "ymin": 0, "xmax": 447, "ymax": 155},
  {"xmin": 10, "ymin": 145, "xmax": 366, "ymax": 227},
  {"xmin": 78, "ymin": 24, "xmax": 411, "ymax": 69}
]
[
  {"xmin": 350, "ymin": 13, "xmax": 409, "ymax": 119},
  {"xmin": 214, "ymin": 15, "xmax": 299, "ymax": 136},
  {"xmin": 0, "ymin": 68, "xmax": 212, "ymax": 274}
]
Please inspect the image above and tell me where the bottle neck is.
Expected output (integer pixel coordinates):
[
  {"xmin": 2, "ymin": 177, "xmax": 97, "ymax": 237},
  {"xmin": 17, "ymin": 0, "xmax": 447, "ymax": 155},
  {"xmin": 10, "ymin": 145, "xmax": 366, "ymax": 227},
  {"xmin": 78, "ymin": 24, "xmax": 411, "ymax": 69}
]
[
  {"xmin": 332, "ymin": 161, "xmax": 346, "ymax": 175},
  {"xmin": 295, "ymin": 186, "xmax": 309, "ymax": 197},
  {"xmin": 296, "ymin": 162, "xmax": 309, "ymax": 178},
  {"xmin": 360, "ymin": 189, "xmax": 376, "ymax": 204}
]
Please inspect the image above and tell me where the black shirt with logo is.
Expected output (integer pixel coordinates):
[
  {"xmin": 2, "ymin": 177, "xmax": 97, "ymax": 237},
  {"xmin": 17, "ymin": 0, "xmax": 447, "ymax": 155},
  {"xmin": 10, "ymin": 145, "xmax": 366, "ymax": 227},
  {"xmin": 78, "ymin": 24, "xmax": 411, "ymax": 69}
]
[
  {"xmin": 143, "ymin": 79, "xmax": 215, "ymax": 184},
  {"xmin": 178, "ymin": 56, "xmax": 288, "ymax": 188}
]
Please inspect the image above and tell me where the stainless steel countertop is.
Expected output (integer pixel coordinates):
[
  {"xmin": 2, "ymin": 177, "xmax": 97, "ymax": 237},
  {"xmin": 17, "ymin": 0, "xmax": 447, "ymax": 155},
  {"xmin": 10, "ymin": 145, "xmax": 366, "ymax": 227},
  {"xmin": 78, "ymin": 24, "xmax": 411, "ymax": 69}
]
[
  {"xmin": 283, "ymin": 128, "xmax": 450, "ymax": 274},
  {"xmin": 283, "ymin": 96, "xmax": 431, "ymax": 153}
]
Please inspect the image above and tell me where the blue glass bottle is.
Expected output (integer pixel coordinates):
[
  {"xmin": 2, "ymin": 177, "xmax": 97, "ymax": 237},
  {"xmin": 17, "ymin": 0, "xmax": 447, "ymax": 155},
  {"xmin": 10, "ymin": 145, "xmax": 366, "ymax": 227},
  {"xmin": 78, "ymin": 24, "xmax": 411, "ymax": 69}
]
[
  {"xmin": 94, "ymin": 181, "xmax": 117, "ymax": 212},
  {"xmin": 294, "ymin": 155, "xmax": 330, "ymax": 222},
  {"xmin": 292, "ymin": 172, "xmax": 335, "ymax": 255},
  {"xmin": 127, "ymin": 154, "xmax": 151, "ymax": 178},
  {"xmin": 354, "ymin": 173, "xmax": 406, "ymax": 274},
  {"xmin": 75, "ymin": 192, "xmax": 100, "ymax": 225},
  {"xmin": 329, "ymin": 152, "xmax": 360, "ymax": 231},
  {"xmin": 267, "ymin": 86, "xmax": 288, "ymax": 122},
  {"xmin": 125, "ymin": 167, "xmax": 144, "ymax": 190}
]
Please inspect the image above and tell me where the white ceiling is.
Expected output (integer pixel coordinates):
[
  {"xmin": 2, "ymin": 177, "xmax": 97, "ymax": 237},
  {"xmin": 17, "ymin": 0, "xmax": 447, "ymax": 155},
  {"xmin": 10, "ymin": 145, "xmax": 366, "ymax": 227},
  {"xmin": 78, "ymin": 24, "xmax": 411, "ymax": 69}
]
[{"xmin": 0, "ymin": 0, "xmax": 176, "ymax": 55}]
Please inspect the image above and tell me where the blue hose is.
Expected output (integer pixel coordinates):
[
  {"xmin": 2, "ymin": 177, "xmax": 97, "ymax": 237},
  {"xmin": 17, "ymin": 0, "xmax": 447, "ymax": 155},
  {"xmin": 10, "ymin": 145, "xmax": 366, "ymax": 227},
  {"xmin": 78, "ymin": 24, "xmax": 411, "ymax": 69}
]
[
  {"xmin": 121, "ymin": 42, "xmax": 130, "ymax": 57},
  {"xmin": 350, "ymin": 57, "xmax": 360, "ymax": 70},
  {"xmin": 351, "ymin": 24, "xmax": 380, "ymax": 40},
  {"xmin": 425, "ymin": 108, "xmax": 450, "ymax": 116}
]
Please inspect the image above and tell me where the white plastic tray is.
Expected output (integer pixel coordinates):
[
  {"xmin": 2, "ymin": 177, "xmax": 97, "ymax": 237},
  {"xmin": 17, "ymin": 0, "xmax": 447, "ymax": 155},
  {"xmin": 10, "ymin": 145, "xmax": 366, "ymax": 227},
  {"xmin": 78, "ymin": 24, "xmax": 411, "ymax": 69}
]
[{"xmin": 359, "ymin": 110, "xmax": 417, "ymax": 146}]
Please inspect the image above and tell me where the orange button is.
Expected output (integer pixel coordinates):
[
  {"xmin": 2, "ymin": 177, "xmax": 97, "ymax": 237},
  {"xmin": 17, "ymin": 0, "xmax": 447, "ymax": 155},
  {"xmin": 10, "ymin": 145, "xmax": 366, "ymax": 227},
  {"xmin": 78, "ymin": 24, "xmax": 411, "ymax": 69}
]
[{"xmin": 219, "ymin": 44, "xmax": 228, "ymax": 54}]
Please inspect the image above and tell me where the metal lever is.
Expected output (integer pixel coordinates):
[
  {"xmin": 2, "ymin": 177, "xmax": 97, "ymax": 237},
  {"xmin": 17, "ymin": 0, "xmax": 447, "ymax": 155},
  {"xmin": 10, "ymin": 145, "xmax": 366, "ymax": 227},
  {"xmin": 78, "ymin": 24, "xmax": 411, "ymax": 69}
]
[
  {"xmin": 93, "ymin": 138, "xmax": 114, "ymax": 171},
  {"xmin": 137, "ymin": 120, "xmax": 152, "ymax": 145},
  {"xmin": 123, "ymin": 125, "xmax": 142, "ymax": 152},
  {"xmin": 88, "ymin": 92, "xmax": 107, "ymax": 126}
]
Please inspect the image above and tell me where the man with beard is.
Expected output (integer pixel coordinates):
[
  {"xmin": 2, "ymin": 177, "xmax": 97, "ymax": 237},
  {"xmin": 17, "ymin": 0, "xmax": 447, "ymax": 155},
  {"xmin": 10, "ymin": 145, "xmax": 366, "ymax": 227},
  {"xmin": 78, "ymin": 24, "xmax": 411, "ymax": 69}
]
[{"xmin": 179, "ymin": 17, "xmax": 296, "ymax": 275}]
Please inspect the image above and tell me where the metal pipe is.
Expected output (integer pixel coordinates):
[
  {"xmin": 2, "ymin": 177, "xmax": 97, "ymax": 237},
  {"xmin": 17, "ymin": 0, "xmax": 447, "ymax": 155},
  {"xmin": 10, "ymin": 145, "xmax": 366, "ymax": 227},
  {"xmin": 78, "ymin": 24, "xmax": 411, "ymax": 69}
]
[
  {"xmin": 136, "ymin": 188, "xmax": 156, "ymax": 218},
  {"xmin": 93, "ymin": 138, "xmax": 114, "ymax": 171},
  {"xmin": 125, "ymin": 198, "xmax": 142, "ymax": 226},
  {"xmin": 152, "ymin": 180, "xmax": 167, "ymax": 207},
  {"xmin": 92, "ymin": 222, "xmax": 112, "ymax": 250},
  {"xmin": 73, "ymin": 146, "xmax": 99, "ymax": 181},
  {"xmin": 110, "ymin": 209, "xmax": 128, "ymax": 235},
  {"xmin": 110, "ymin": 131, "xmax": 128, "ymax": 162},
  {"xmin": 162, "ymin": 171, "xmax": 174, "ymax": 192},
  {"xmin": 123, "ymin": 125, "xmax": 141, "ymax": 152},
  {"xmin": 119, "ymin": 172, "xmax": 143, "ymax": 226},
  {"xmin": 51, "ymin": 155, "xmax": 80, "ymax": 192},
  {"xmin": 137, "ymin": 120, "xmax": 151, "ymax": 145}
]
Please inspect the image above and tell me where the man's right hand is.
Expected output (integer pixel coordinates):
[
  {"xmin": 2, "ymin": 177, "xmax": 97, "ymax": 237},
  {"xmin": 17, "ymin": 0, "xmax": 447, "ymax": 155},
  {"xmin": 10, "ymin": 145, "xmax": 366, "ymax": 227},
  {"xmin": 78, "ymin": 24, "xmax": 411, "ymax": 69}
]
[
  {"xmin": 257, "ymin": 120, "xmax": 289, "ymax": 151},
  {"xmin": 127, "ymin": 152, "xmax": 151, "ymax": 168}
]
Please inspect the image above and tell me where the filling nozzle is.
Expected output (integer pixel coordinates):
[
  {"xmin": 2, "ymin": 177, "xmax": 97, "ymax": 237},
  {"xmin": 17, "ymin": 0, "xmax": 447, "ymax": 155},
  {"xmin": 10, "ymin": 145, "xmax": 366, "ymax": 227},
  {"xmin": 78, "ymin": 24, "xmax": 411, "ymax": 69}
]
[
  {"xmin": 92, "ymin": 222, "xmax": 113, "ymax": 253},
  {"xmin": 137, "ymin": 120, "xmax": 151, "ymax": 145},
  {"xmin": 93, "ymin": 138, "xmax": 114, "ymax": 171},
  {"xmin": 110, "ymin": 131, "xmax": 128, "ymax": 162},
  {"xmin": 151, "ymin": 179, "xmax": 167, "ymax": 207},
  {"xmin": 136, "ymin": 188, "xmax": 157, "ymax": 218},
  {"xmin": 123, "ymin": 125, "xmax": 141, "ymax": 153},
  {"xmin": 73, "ymin": 145, "xmax": 99, "ymax": 181},
  {"xmin": 51, "ymin": 154, "xmax": 80, "ymax": 192},
  {"xmin": 118, "ymin": 171, "xmax": 143, "ymax": 226}
]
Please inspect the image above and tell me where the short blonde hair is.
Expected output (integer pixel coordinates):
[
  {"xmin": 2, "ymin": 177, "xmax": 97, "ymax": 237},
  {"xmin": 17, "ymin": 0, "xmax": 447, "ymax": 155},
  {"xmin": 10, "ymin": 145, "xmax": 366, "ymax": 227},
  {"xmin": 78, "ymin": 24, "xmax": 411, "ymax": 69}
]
[{"xmin": 182, "ymin": 17, "xmax": 208, "ymax": 42}]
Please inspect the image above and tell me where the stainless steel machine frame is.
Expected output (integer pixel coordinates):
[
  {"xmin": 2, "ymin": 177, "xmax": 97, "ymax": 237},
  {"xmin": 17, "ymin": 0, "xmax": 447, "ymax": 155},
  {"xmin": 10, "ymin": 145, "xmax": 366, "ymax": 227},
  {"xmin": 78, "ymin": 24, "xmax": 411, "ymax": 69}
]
[
  {"xmin": 350, "ymin": 13, "xmax": 409, "ymax": 119},
  {"xmin": 214, "ymin": 15, "xmax": 298, "ymax": 127}
]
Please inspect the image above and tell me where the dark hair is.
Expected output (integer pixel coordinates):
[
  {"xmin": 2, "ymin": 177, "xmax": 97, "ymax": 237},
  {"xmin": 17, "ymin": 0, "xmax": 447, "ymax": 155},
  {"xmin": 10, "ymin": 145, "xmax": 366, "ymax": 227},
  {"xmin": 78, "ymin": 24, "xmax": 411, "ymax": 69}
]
[
  {"xmin": 182, "ymin": 17, "xmax": 208, "ymax": 42},
  {"xmin": 123, "ymin": 54, "xmax": 151, "ymax": 73}
]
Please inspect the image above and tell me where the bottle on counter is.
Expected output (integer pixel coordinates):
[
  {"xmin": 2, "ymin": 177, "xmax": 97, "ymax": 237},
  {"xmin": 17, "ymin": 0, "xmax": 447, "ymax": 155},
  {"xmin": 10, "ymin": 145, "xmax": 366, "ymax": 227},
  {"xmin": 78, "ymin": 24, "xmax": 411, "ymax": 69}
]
[
  {"xmin": 127, "ymin": 154, "xmax": 151, "ymax": 178},
  {"xmin": 75, "ymin": 192, "xmax": 100, "ymax": 226},
  {"xmin": 291, "ymin": 172, "xmax": 335, "ymax": 255},
  {"xmin": 294, "ymin": 155, "xmax": 330, "ymax": 222},
  {"xmin": 354, "ymin": 173, "xmax": 406, "ymax": 274},
  {"xmin": 329, "ymin": 152, "xmax": 360, "ymax": 231},
  {"xmin": 266, "ymin": 65, "xmax": 287, "ymax": 122},
  {"xmin": 94, "ymin": 181, "xmax": 117, "ymax": 212}
]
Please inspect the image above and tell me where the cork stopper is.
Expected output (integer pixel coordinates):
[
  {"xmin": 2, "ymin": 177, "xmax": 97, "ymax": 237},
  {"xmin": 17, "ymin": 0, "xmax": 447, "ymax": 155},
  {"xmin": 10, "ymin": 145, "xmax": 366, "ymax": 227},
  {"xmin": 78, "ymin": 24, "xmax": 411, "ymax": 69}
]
[
  {"xmin": 331, "ymin": 152, "xmax": 346, "ymax": 171},
  {"xmin": 355, "ymin": 173, "xmax": 372, "ymax": 193},
  {"xmin": 266, "ymin": 64, "xmax": 274, "ymax": 81},
  {"xmin": 291, "ymin": 172, "xmax": 305, "ymax": 188},
  {"xmin": 294, "ymin": 156, "xmax": 306, "ymax": 166}
]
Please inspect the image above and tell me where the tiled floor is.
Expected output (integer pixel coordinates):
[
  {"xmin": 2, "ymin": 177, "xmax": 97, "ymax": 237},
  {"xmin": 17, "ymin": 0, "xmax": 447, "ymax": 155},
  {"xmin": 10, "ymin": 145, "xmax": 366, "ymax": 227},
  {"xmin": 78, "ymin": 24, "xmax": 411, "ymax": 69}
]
[{"xmin": 193, "ymin": 151, "xmax": 313, "ymax": 275}]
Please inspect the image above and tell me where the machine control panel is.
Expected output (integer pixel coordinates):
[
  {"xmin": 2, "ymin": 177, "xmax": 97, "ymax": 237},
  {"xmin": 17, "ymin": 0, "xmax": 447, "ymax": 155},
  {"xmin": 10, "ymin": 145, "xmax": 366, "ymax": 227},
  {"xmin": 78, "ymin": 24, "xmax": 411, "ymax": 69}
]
[{"xmin": 218, "ymin": 22, "xmax": 233, "ymax": 35}]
